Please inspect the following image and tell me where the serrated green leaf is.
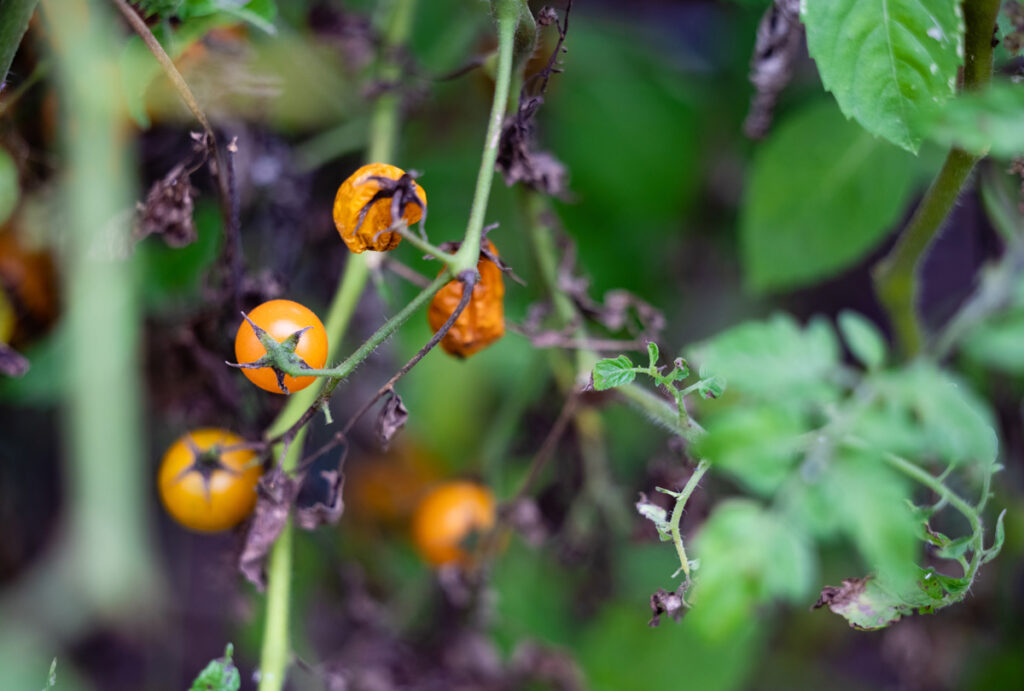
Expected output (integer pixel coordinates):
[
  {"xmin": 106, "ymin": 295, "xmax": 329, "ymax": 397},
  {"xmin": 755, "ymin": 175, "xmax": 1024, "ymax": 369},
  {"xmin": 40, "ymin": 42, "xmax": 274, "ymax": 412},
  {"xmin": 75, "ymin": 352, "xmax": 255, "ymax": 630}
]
[
  {"xmin": 916, "ymin": 80, "xmax": 1024, "ymax": 157},
  {"xmin": 694, "ymin": 405, "xmax": 806, "ymax": 496},
  {"xmin": 647, "ymin": 341, "xmax": 659, "ymax": 368},
  {"xmin": 837, "ymin": 310, "xmax": 887, "ymax": 370},
  {"xmin": 741, "ymin": 100, "xmax": 919, "ymax": 292},
  {"xmin": 814, "ymin": 572, "xmax": 955, "ymax": 630},
  {"xmin": 802, "ymin": 0, "xmax": 964, "ymax": 152},
  {"xmin": 689, "ymin": 500, "xmax": 814, "ymax": 639},
  {"xmin": 189, "ymin": 644, "xmax": 240, "ymax": 691},
  {"xmin": 592, "ymin": 354, "xmax": 636, "ymax": 391},
  {"xmin": 690, "ymin": 313, "xmax": 839, "ymax": 404},
  {"xmin": 697, "ymin": 376, "xmax": 726, "ymax": 400},
  {"xmin": 935, "ymin": 535, "xmax": 973, "ymax": 560},
  {"xmin": 858, "ymin": 362, "xmax": 998, "ymax": 467},
  {"xmin": 983, "ymin": 509, "xmax": 1007, "ymax": 564}
]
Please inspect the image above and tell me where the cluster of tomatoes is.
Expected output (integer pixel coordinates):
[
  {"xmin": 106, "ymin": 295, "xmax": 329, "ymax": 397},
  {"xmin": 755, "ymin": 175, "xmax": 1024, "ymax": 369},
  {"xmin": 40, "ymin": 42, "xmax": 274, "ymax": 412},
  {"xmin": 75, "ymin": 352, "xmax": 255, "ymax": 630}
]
[{"xmin": 157, "ymin": 163, "xmax": 504, "ymax": 566}]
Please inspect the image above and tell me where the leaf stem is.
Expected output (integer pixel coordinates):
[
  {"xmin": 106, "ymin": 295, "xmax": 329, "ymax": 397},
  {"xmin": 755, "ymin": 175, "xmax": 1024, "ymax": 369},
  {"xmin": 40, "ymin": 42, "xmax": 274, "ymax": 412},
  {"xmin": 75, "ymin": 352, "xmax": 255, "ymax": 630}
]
[
  {"xmin": 668, "ymin": 459, "xmax": 710, "ymax": 579},
  {"xmin": 872, "ymin": 0, "xmax": 1001, "ymax": 355}
]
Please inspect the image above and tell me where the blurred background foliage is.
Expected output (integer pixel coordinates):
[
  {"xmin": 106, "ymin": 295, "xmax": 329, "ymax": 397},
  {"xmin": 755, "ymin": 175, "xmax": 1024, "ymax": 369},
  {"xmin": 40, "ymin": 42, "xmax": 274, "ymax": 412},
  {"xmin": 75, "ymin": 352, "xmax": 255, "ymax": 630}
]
[{"xmin": 0, "ymin": 0, "xmax": 1022, "ymax": 689}]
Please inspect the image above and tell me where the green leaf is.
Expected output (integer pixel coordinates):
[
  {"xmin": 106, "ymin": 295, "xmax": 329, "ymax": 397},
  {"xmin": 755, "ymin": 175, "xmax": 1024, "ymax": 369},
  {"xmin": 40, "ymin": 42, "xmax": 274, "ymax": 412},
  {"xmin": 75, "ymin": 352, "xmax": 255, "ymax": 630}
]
[
  {"xmin": 0, "ymin": 0, "xmax": 39, "ymax": 86},
  {"xmin": 741, "ymin": 100, "xmax": 918, "ymax": 292},
  {"xmin": 983, "ymin": 509, "xmax": 1007, "ymax": 564},
  {"xmin": 814, "ymin": 574, "xmax": 937, "ymax": 630},
  {"xmin": 0, "ymin": 148, "xmax": 19, "ymax": 227},
  {"xmin": 802, "ymin": 0, "xmax": 964, "ymax": 152},
  {"xmin": 935, "ymin": 535, "xmax": 973, "ymax": 560},
  {"xmin": 916, "ymin": 80, "xmax": 1024, "ymax": 157},
  {"xmin": 837, "ymin": 310, "xmax": 886, "ymax": 370},
  {"xmin": 592, "ymin": 354, "xmax": 636, "ymax": 391},
  {"xmin": 694, "ymin": 405, "xmax": 807, "ymax": 496},
  {"xmin": 963, "ymin": 312, "xmax": 1024, "ymax": 374},
  {"xmin": 647, "ymin": 341, "xmax": 659, "ymax": 368},
  {"xmin": 189, "ymin": 644, "xmax": 240, "ymax": 691},
  {"xmin": 858, "ymin": 362, "xmax": 999, "ymax": 467},
  {"xmin": 42, "ymin": 658, "xmax": 56, "ymax": 691},
  {"xmin": 690, "ymin": 313, "xmax": 839, "ymax": 404},
  {"xmin": 689, "ymin": 500, "xmax": 814, "ymax": 639}
]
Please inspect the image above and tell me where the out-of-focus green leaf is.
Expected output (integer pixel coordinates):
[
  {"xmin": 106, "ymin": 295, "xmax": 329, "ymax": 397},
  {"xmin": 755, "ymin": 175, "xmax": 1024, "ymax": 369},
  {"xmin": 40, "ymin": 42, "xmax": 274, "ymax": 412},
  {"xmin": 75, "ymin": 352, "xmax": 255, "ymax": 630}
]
[
  {"xmin": 982, "ymin": 509, "xmax": 1007, "ymax": 564},
  {"xmin": 136, "ymin": 200, "xmax": 221, "ymax": 309},
  {"xmin": 0, "ymin": 148, "xmax": 18, "ymax": 226},
  {"xmin": 690, "ymin": 313, "xmax": 840, "ymax": 404},
  {"xmin": 916, "ymin": 80, "xmax": 1024, "ymax": 157},
  {"xmin": 963, "ymin": 312, "xmax": 1024, "ymax": 373},
  {"xmin": 857, "ymin": 362, "xmax": 999, "ymax": 468},
  {"xmin": 837, "ymin": 310, "xmax": 886, "ymax": 370},
  {"xmin": 592, "ymin": 354, "xmax": 636, "ymax": 391},
  {"xmin": 741, "ymin": 100, "xmax": 918, "ymax": 292},
  {"xmin": 689, "ymin": 500, "xmax": 814, "ymax": 639},
  {"xmin": 802, "ymin": 0, "xmax": 963, "ymax": 152},
  {"xmin": 189, "ymin": 644, "xmax": 240, "ymax": 691},
  {"xmin": 577, "ymin": 603, "xmax": 762, "ymax": 691},
  {"xmin": 694, "ymin": 405, "xmax": 806, "ymax": 496},
  {"xmin": 0, "ymin": 0, "xmax": 38, "ymax": 86}
]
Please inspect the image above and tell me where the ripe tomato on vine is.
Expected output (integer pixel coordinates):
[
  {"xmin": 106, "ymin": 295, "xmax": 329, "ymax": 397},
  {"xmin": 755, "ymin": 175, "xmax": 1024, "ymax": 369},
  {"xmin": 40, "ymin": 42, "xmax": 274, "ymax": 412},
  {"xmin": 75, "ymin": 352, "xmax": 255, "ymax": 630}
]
[{"xmin": 233, "ymin": 299, "xmax": 329, "ymax": 394}]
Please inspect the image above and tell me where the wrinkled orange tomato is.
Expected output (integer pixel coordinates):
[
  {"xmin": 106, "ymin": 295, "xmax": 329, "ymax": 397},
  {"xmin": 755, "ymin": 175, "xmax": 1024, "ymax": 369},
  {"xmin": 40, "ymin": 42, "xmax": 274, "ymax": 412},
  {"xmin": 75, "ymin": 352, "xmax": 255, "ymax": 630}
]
[
  {"xmin": 333, "ymin": 163, "xmax": 426, "ymax": 253},
  {"xmin": 411, "ymin": 481, "xmax": 496, "ymax": 566},
  {"xmin": 427, "ymin": 240, "xmax": 505, "ymax": 358}
]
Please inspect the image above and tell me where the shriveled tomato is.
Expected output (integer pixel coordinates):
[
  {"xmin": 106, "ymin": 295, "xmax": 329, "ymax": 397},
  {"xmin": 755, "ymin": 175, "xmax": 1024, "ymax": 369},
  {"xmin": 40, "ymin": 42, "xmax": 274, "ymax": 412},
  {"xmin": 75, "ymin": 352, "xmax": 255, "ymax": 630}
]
[
  {"xmin": 158, "ymin": 428, "xmax": 262, "ymax": 533},
  {"xmin": 411, "ymin": 481, "xmax": 496, "ymax": 566},
  {"xmin": 333, "ymin": 163, "xmax": 426, "ymax": 253},
  {"xmin": 234, "ymin": 299, "xmax": 328, "ymax": 394},
  {"xmin": 427, "ymin": 240, "xmax": 505, "ymax": 358}
]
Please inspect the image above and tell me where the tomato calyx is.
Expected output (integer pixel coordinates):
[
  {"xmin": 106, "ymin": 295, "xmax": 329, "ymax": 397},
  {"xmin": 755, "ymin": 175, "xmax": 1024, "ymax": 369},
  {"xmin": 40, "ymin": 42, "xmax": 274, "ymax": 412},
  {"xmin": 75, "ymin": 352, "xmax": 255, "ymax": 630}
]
[
  {"xmin": 172, "ymin": 437, "xmax": 239, "ymax": 503},
  {"xmin": 355, "ymin": 171, "xmax": 426, "ymax": 240},
  {"xmin": 226, "ymin": 312, "xmax": 318, "ymax": 394}
]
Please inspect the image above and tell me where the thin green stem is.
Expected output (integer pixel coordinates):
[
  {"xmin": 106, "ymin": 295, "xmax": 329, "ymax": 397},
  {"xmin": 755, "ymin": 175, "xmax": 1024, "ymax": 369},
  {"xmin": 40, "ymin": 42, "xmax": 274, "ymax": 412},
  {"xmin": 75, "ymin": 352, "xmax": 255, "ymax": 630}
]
[
  {"xmin": 872, "ymin": 0, "xmax": 1001, "ymax": 355},
  {"xmin": 257, "ymin": 2, "xmax": 419, "ymax": 688},
  {"xmin": 393, "ymin": 223, "xmax": 458, "ymax": 264},
  {"xmin": 668, "ymin": 459, "xmax": 710, "ymax": 579},
  {"xmin": 453, "ymin": 1, "xmax": 518, "ymax": 272}
]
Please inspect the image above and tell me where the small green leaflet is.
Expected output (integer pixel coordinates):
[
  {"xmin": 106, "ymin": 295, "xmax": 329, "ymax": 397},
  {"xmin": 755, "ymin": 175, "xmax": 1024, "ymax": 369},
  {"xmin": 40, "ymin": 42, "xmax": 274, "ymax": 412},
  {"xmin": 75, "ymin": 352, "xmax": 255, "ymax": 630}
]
[
  {"xmin": 802, "ymin": 0, "xmax": 964, "ymax": 152},
  {"xmin": 837, "ymin": 310, "xmax": 886, "ymax": 370},
  {"xmin": 635, "ymin": 494, "xmax": 673, "ymax": 542},
  {"xmin": 592, "ymin": 354, "xmax": 635, "ymax": 391},
  {"xmin": 190, "ymin": 644, "xmax": 240, "ymax": 691},
  {"xmin": 916, "ymin": 80, "xmax": 1024, "ymax": 158}
]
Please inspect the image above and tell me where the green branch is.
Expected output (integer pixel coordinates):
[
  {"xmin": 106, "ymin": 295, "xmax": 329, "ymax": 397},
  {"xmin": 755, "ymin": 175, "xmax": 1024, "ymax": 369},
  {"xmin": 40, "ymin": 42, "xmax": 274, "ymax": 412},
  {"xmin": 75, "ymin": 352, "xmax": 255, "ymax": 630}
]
[{"xmin": 872, "ymin": 0, "xmax": 1001, "ymax": 355}]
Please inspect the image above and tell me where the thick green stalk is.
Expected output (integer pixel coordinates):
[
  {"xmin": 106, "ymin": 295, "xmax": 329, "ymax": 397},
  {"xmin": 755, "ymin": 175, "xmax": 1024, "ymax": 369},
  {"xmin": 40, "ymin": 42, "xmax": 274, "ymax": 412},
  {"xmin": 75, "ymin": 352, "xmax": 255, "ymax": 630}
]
[
  {"xmin": 872, "ymin": 0, "xmax": 1001, "ymax": 354},
  {"xmin": 257, "ymin": 2, "xmax": 418, "ymax": 688}
]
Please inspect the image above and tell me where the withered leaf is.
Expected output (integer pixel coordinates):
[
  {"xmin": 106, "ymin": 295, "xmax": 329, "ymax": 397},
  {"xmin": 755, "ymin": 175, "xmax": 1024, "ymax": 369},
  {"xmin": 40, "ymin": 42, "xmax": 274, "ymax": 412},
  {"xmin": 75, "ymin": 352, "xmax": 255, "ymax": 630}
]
[
  {"xmin": 134, "ymin": 162, "xmax": 198, "ymax": 248},
  {"xmin": 0, "ymin": 343, "xmax": 29, "ymax": 377},
  {"xmin": 375, "ymin": 392, "xmax": 408, "ymax": 451},
  {"xmin": 239, "ymin": 468, "xmax": 299, "ymax": 591},
  {"xmin": 648, "ymin": 585, "xmax": 689, "ymax": 627},
  {"xmin": 295, "ymin": 469, "xmax": 346, "ymax": 530},
  {"xmin": 743, "ymin": 0, "xmax": 804, "ymax": 139}
]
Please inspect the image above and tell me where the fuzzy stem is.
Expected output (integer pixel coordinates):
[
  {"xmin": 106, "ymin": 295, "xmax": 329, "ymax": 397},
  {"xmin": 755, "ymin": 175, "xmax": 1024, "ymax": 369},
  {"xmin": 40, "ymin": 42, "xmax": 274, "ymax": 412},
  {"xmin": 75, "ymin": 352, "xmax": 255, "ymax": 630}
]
[
  {"xmin": 668, "ymin": 460, "xmax": 710, "ymax": 579},
  {"xmin": 872, "ymin": 0, "xmax": 1000, "ymax": 355},
  {"xmin": 452, "ymin": 0, "xmax": 518, "ymax": 273},
  {"xmin": 256, "ymin": 2, "xmax": 419, "ymax": 688}
]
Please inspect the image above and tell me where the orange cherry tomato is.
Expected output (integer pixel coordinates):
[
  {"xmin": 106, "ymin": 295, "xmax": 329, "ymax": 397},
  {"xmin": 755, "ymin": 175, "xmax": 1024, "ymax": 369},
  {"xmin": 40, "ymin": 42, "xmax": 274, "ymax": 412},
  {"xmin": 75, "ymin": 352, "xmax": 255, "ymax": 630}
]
[
  {"xmin": 427, "ymin": 240, "xmax": 505, "ymax": 358},
  {"xmin": 411, "ymin": 481, "xmax": 496, "ymax": 566},
  {"xmin": 234, "ymin": 299, "xmax": 328, "ymax": 394},
  {"xmin": 333, "ymin": 163, "xmax": 426, "ymax": 253},
  {"xmin": 157, "ymin": 428, "xmax": 262, "ymax": 533}
]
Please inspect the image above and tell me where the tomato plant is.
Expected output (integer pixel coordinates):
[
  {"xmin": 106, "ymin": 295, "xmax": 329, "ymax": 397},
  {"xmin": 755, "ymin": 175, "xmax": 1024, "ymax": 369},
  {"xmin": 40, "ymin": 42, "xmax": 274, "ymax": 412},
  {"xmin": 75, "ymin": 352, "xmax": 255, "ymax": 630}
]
[{"xmin": 157, "ymin": 428, "xmax": 262, "ymax": 533}]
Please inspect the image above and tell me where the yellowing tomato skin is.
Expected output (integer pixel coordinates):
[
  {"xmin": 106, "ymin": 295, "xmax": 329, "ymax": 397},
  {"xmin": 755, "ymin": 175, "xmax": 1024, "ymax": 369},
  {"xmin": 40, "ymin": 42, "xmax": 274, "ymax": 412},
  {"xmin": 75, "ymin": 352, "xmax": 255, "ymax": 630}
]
[
  {"xmin": 411, "ymin": 481, "xmax": 496, "ymax": 566},
  {"xmin": 333, "ymin": 163, "xmax": 426, "ymax": 253},
  {"xmin": 158, "ymin": 428, "xmax": 262, "ymax": 533},
  {"xmin": 234, "ymin": 299, "xmax": 328, "ymax": 394}
]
